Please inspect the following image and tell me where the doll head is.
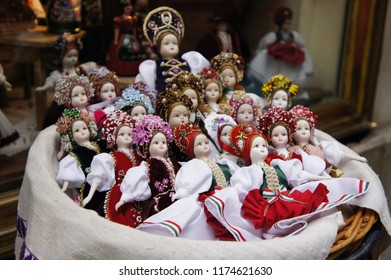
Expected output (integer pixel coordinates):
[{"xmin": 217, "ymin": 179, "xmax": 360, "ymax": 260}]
[
  {"xmin": 229, "ymin": 91, "xmax": 258, "ymax": 124},
  {"xmin": 88, "ymin": 67, "xmax": 121, "ymax": 103},
  {"xmin": 210, "ymin": 52, "xmax": 245, "ymax": 87},
  {"xmin": 156, "ymin": 88, "xmax": 193, "ymax": 128},
  {"xmin": 258, "ymin": 107, "xmax": 295, "ymax": 148},
  {"xmin": 198, "ymin": 67, "xmax": 223, "ymax": 104},
  {"xmin": 261, "ymin": 73, "xmax": 298, "ymax": 110},
  {"xmin": 204, "ymin": 112, "xmax": 237, "ymax": 154},
  {"xmin": 274, "ymin": 6, "xmax": 293, "ymax": 29},
  {"xmin": 166, "ymin": 71, "xmax": 204, "ymax": 113},
  {"xmin": 173, "ymin": 122, "xmax": 206, "ymax": 159},
  {"xmin": 53, "ymin": 32, "xmax": 83, "ymax": 68},
  {"xmin": 230, "ymin": 123, "xmax": 265, "ymax": 165},
  {"xmin": 115, "ymin": 85, "xmax": 155, "ymax": 123},
  {"xmin": 290, "ymin": 105, "xmax": 318, "ymax": 145},
  {"xmin": 56, "ymin": 108, "xmax": 98, "ymax": 152},
  {"xmin": 143, "ymin": 6, "xmax": 184, "ymax": 58},
  {"xmin": 54, "ymin": 74, "xmax": 94, "ymax": 109},
  {"xmin": 102, "ymin": 110, "xmax": 135, "ymax": 149},
  {"xmin": 132, "ymin": 115, "xmax": 173, "ymax": 159}
]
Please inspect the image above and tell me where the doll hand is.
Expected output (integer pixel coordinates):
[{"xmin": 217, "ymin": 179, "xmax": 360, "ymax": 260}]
[
  {"xmin": 356, "ymin": 156, "xmax": 367, "ymax": 163},
  {"xmin": 35, "ymin": 84, "xmax": 50, "ymax": 92},
  {"xmin": 61, "ymin": 181, "xmax": 69, "ymax": 192},
  {"xmin": 82, "ymin": 196, "xmax": 91, "ymax": 207},
  {"xmin": 115, "ymin": 200, "xmax": 125, "ymax": 211}
]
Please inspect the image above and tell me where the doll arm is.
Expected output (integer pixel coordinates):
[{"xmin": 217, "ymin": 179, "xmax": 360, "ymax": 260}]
[
  {"xmin": 343, "ymin": 152, "xmax": 367, "ymax": 163},
  {"xmin": 61, "ymin": 181, "xmax": 69, "ymax": 192},
  {"xmin": 258, "ymin": 32, "xmax": 278, "ymax": 50},
  {"xmin": 35, "ymin": 70, "xmax": 61, "ymax": 92},
  {"xmin": 79, "ymin": 62, "xmax": 98, "ymax": 74},
  {"xmin": 82, "ymin": 181, "xmax": 98, "ymax": 207},
  {"xmin": 56, "ymin": 155, "xmax": 86, "ymax": 189},
  {"xmin": 320, "ymin": 140, "xmax": 345, "ymax": 166},
  {"xmin": 182, "ymin": 51, "xmax": 210, "ymax": 75},
  {"xmin": 135, "ymin": 60, "xmax": 156, "ymax": 90},
  {"xmin": 230, "ymin": 165, "xmax": 264, "ymax": 198},
  {"xmin": 295, "ymin": 149, "xmax": 327, "ymax": 176},
  {"xmin": 171, "ymin": 159, "xmax": 213, "ymax": 201},
  {"xmin": 86, "ymin": 153, "xmax": 115, "ymax": 192},
  {"xmin": 119, "ymin": 163, "xmax": 151, "ymax": 203}
]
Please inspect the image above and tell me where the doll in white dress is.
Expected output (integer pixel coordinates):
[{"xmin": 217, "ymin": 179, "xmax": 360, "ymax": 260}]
[
  {"xmin": 135, "ymin": 6, "xmax": 209, "ymax": 94},
  {"xmin": 137, "ymin": 122, "xmax": 239, "ymax": 240}
]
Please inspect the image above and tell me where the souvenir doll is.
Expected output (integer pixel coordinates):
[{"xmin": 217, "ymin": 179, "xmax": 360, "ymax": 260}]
[
  {"xmin": 114, "ymin": 83, "xmax": 155, "ymax": 123},
  {"xmin": 165, "ymin": 71, "xmax": 206, "ymax": 124},
  {"xmin": 55, "ymin": 108, "xmax": 106, "ymax": 215},
  {"xmin": 137, "ymin": 122, "xmax": 239, "ymax": 240},
  {"xmin": 260, "ymin": 73, "xmax": 298, "ymax": 111},
  {"xmin": 135, "ymin": 6, "xmax": 210, "ymax": 94},
  {"xmin": 106, "ymin": 0, "xmax": 144, "ymax": 76},
  {"xmin": 246, "ymin": 6, "xmax": 315, "ymax": 88},
  {"xmin": 228, "ymin": 90, "xmax": 258, "ymax": 125},
  {"xmin": 289, "ymin": 105, "xmax": 367, "ymax": 177},
  {"xmin": 86, "ymin": 67, "xmax": 121, "ymax": 129},
  {"xmin": 84, "ymin": 110, "xmax": 143, "ymax": 227},
  {"xmin": 204, "ymin": 124, "xmax": 368, "ymax": 240},
  {"xmin": 115, "ymin": 115, "xmax": 179, "ymax": 221}
]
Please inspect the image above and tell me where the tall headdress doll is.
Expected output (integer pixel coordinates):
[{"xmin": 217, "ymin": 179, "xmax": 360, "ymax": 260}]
[
  {"xmin": 85, "ymin": 110, "xmax": 144, "ymax": 227},
  {"xmin": 135, "ymin": 6, "xmax": 210, "ymax": 94},
  {"xmin": 137, "ymin": 122, "xmax": 239, "ymax": 240},
  {"xmin": 261, "ymin": 73, "xmax": 298, "ymax": 110},
  {"xmin": 228, "ymin": 90, "xmax": 259, "ymax": 125},
  {"xmin": 55, "ymin": 108, "xmax": 107, "ymax": 215},
  {"xmin": 116, "ymin": 115, "xmax": 180, "ymax": 222}
]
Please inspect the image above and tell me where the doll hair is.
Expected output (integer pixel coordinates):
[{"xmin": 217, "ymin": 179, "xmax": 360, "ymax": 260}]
[
  {"xmin": 261, "ymin": 73, "xmax": 298, "ymax": 108},
  {"xmin": 155, "ymin": 89, "xmax": 193, "ymax": 122},
  {"xmin": 88, "ymin": 67, "xmax": 121, "ymax": 103},
  {"xmin": 54, "ymin": 73, "xmax": 94, "ymax": 107}
]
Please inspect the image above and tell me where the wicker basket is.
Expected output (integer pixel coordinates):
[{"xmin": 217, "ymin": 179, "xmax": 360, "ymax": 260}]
[{"xmin": 327, "ymin": 207, "xmax": 379, "ymax": 259}]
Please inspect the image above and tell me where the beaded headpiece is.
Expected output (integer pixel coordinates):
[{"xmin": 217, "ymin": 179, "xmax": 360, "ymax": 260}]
[
  {"xmin": 53, "ymin": 32, "xmax": 83, "ymax": 59},
  {"xmin": 114, "ymin": 85, "xmax": 155, "ymax": 115},
  {"xmin": 230, "ymin": 123, "xmax": 265, "ymax": 165},
  {"xmin": 55, "ymin": 108, "xmax": 98, "ymax": 152},
  {"xmin": 166, "ymin": 71, "xmax": 204, "ymax": 102},
  {"xmin": 88, "ymin": 67, "xmax": 121, "ymax": 103},
  {"xmin": 132, "ymin": 115, "xmax": 173, "ymax": 158},
  {"xmin": 261, "ymin": 73, "xmax": 298, "ymax": 107},
  {"xmin": 54, "ymin": 74, "xmax": 94, "ymax": 107},
  {"xmin": 210, "ymin": 52, "xmax": 245, "ymax": 82},
  {"xmin": 198, "ymin": 67, "xmax": 222, "ymax": 97},
  {"xmin": 155, "ymin": 88, "xmax": 193, "ymax": 122},
  {"xmin": 102, "ymin": 110, "xmax": 135, "ymax": 148},
  {"xmin": 143, "ymin": 6, "xmax": 185, "ymax": 46},
  {"xmin": 228, "ymin": 91, "xmax": 258, "ymax": 122},
  {"xmin": 173, "ymin": 122, "xmax": 202, "ymax": 159},
  {"xmin": 204, "ymin": 112, "xmax": 236, "ymax": 153},
  {"xmin": 257, "ymin": 107, "xmax": 295, "ymax": 143},
  {"xmin": 129, "ymin": 81, "xmax": 158, "ymax": 107},
  {"xmin": 290, "ymin": 105, "xmax": 318, "ymax": 130}
]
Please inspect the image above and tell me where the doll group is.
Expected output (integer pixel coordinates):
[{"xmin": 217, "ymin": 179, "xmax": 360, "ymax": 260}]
[{"xmin": 51, "ymin": 6, "xmax": 369, "ymax": 241}]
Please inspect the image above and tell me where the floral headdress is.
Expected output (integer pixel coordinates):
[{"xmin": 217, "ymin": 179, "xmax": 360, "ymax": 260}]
[
  {"xmin": 114, "ymin": 85, "xmax": 155, "ymax": 115},
  {"xmin": 53, "ymin": 32, "xmax": 83, "ymax": 59},
  {"xmin": 143, "ymin": 6, "xmax": 185, "ymax": 46},
  {"xmin": 166, "ymin": 71, "xmax": 204, "ymax": 103},
  {"xmin": 228, "ymin": 90, "xmax": 258, "ymax": 122},
  {"xmin": 132, "ymin": 115, "xmax": 173, "ymax": 158},
  {"xmin": 230, "ymin": 123, "xmax": 265, "ymax": 165},
  {"xmin": 204, "ymin": 112, "xmax": 236, "ymax": 153},
  {"xmin": 155, "ymin": 88, "xmax": 193, "ymax": 122},
  {"xmin": 198, "ymin": 67, "xmax": 222, "ymax": 98},
  {"xmin": 54, "ymin": 74, "xmax": 94, "ymax": 107},
  {"xmin": 129, "ymin": 81, "xmax": 157, "ymax": 107},
  {"xmin": 55, "ymin": 108, "xmax": 98, "ymax": 152},
  {"xmin": 102, "ymin": 110, "xmax": 135, "ymax": 149},
  {"xmin": 257, "ymin": 107, "xmax": 295, "ymax": 144},
  {"xmin": 210, "ymin": 52, "xmax": 245, "ymax": 82},
  {"xmin": 261, "ymin": 73, "xmax": 298, "ymax": 107},
  {"xmin": 173, "ymin": 122, "xmax": 202, "ymax": 159},
  {"xmin": 88, "ymin": 67, "xmax": 121, "ymax": 102},
  {"xmin": 289, "ymin": 105, "xmax": 318, "ymax": 130}
]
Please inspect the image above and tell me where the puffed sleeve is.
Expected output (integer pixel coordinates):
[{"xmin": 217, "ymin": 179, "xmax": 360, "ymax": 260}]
[
  {"xmin": 173, "ymin": 159, "xmax": 213, "ymax": 200},
  {"xmin": 258, "ymin": 32, "xmax": 277, "ymax": 50},
  {"xmin": 56, "ymin": 155, "xmax": 85, "ymax": 189},
  {"xmin": 215, "ymin": 157, "xmax": 240, "ymax": 176},
  {"xmin": 86, "ymin": 153, "xmax": 115, "ymax": 192},
  {"xmin": 295, "ymin": 149, "xmax": 326, "ymax": 175},
  {"xmin": 291, "ymin": 31, "xmax": 306, "ymax": 48},
  {"xmin": 271, "ymin": 158, "xmax": 316, "ymax": 187},
  {"xmin": 230, "ymin": 165, "xmax": 264, "ymax": 195},
  {"xmin": 320, "ymin": 140, "xmax": 344, "ymax": 166},
  {"xmin": 119, "ymin": 162, "xmax": 151, "ymax": 203},
  {"xmin": 181, "ymin": 51, "xmax": 210, "ymax": 75},
  {"xmin": 135, "ymin": 59, "xmax": 157, "ymax": 90}
]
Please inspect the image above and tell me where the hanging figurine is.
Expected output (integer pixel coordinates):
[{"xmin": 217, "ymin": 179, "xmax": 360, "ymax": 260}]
[{"xmin": 135, "ymin": 6, "xmax": 210, "ymax": 94}]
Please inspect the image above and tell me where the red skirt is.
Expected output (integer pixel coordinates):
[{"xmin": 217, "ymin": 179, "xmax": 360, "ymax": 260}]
[{"xmin": 267, "ymin": 42, "xmax": 305, "ymax": 64}]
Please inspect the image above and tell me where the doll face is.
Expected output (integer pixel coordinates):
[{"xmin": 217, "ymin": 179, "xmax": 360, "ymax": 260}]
[
  {"xmin": 293, "ymin": 119, "xmax": 311, "ymax": 144},
  {"xmin": 271, "ymin": 90, "xmax": 288, "ymax": 109},
  {"xmin": 62, "ymin": 48, "xmax": 79, "ymax": 69},
  {"xmin": 219, "ymin": 125, "xmax": 233, "ymax": 147},
  {"xmin": 220, "ymin": 68, "xmax": 236, "ymax": 88},
  {"xmin": 149, "ymin": 132, "xmax": 168, "ymax": 158},
  {"xmin": 250, "ymin": 136, "xmax": 269, "ymax": 164},
  {"xmin": 183, "ymin": 88, "xmax": 198, "ymax": 112},
  {"xmin": 168, "ymin": 104, "xmax": 189, "ymax": 128},
  {"xmin": 236, "ymin": 104, "xmax": 254, "ymax": 124},
  {"xmin": 130, "ymin": 105, "xmax": 147, "ymax": 123},
  {"xmin": 193, "ymin": 133, "xmax": 210, "ymax": 159},
  {"xmin": 72, "ymin": 120, "xmax": 90, "ymax": 145},
  {"xmin": 159, "ymin": 33, "xmax": 179, "ymax": 60},
  {"xmin": 71, "ymin": 85, "xmax": 88, "ymax": 109},
  {"xmin": 116, "ymin": 125, "xmax": 133, "ymax": 149},
  {"xmin": 205, "ymin": 82, "xmax": 220, "ymax": 103},
  {"xmin": 271, "ymin": 125, "xmax": 289, "ymax": 149},
  {"xmin": 100, "ymin": 82, "xmax": 116, "ymax": 101}
]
